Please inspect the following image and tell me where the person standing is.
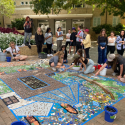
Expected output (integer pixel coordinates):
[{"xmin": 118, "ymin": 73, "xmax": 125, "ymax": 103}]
[
  {"xmin": 56, "ymin": 27, "xmax": 63, "ymax": 52},
  {"xmin": 68, "ymin": 27, "xmax": 77, "ymax": 56},
  {"xmin": 107, "ymin": 31, "xmax": 116, "ymax": 55},
  {"xmin": 76, "ymin": 26, "xmax": 84, "ymax": 53},
  {"xmin": 22, "ymin": 16, "xmax": 32, "ymax": 46},
  {"xmin": 98, "ymin": 29, "xmax": 108, "ymax": 64},
  {"xmin": 35, "ymin": 27, "xmax": 44, "ymax": 56},
  {"xmin": 45, "ymin": 27, "xmax": 53, "ymax": 57},
  {"xmin": 65, "ymin": 29, "xmax": 71, "ymax": 49},
  {"xmin": 116, "ymin": 30, "xmax": 125, "ymax": 56},
  {"xmin": 81, "ymin": 29, "xmax": 91, "ymax": 58}
]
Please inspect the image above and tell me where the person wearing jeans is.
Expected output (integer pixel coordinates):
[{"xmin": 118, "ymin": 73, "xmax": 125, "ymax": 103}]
[
  {"xmin": 76, "ymin": 26, "xmax": 84, "ymax": 53},
  {"xmin": 81, "ymin": 29, "xmax": 91, "ymax": 58},
  {"xmin": 116, "ymin": 30, "xmax": 125, "ymax": 56},
  {"xmin": 45, "ymin": 28, "xmax": 53, "ymax": 57},
  {"xmin": 23, "ymin": 16, "xmax": 32, "ymax": 46},
  {"xmin": 98, "ymin": 29, "xmax": 108, "ymax": 64},
  {"xmin": 56, "ymin": 27, "xmax": 63, "ymax": 52}
]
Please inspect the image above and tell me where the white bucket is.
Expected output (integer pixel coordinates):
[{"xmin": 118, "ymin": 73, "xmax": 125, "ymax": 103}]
[{"xmin": 100, "ymin": 68, "xmax": 107, "ymax": 76}]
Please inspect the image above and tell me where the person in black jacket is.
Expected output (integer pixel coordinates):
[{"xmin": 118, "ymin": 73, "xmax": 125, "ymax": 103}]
[
  {"xmin": 60, "ymin": 45, "xmax": 68, "ymax": 63},
  {"xmin": 68, "ymin": 27, "xmax": 77, "ymax": 56},
  {"xmin": 35, "ymin": 27, "xmax": 44, "ymax": 56}
]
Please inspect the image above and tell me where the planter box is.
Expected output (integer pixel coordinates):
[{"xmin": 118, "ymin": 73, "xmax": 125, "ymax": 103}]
[
  {"xmin": 0, "ymin": 52, "xmax": 7, "ymax": 61},
  {"xmin": 17, "ymin": 30, "xmax": 24, "ymax": 33},
  {"xmin": 38, "ymin": 53, "xmax": 47, "ymax": 59}
]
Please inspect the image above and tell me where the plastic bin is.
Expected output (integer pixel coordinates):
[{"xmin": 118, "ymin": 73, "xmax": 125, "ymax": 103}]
[
  {"xmin": 0, "ymin": 52, "xmax": 7, "ymax": 61},
  {"xmin": 11, "ymin": 121, "xmax": 26, "ymax": 125},
  {"xmin": 6, "ymin": 57, "xmax": 11, "ymax": 62},
  {"xmin": 104, "ymin": 105, "xmax": 118, "ymax": 123},
  {"xmin": 100, "ymin": 68, "xmax": 107, "ymax": 76}
]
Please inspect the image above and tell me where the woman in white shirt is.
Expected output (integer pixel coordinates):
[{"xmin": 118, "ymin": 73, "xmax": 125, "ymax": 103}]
[
  {"xmin": 65, "ymin": 29, "xmax": 71, "ymax": 49},
  {"xmin": 56, "ymin": 27, "xmax": 63, "ymax": 52},
  {"xmin": 3, "ymin": 42, "xmax": 27, "ymax": 61},
  {"xmin": 107, "ymin": 31, "xmax": 117, "ymax": 55}
]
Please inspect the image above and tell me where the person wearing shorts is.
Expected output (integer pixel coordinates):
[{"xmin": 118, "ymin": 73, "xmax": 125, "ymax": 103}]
[
  {"xmin": 68, "ymin": 27, "xmax": 77, "ymax": 56},
  {"xmin": 3, "ymin": 42, "xmax": 27, "ymax": 61},
  {"xmin": 65, "ymin": 29, "xmax": 71, "ymax": 49}
]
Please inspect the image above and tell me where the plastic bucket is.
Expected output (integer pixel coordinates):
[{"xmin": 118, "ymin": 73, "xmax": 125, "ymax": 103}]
[
  {"xmin": 100, "ymin": 68, "xmax": 107, "ymax": 76},
  {"xmin": 104, "ymin": 106, "xmax": 118, "ymax": 123},
  {"xmin": 98, "ymin": 65, "xmax": 102, "ymax": 69},
  {"xmin": 6, "ymin": 57, "xmax": 11, "ymax": 62},
  {"xmin": 11, "ymin": 121, "xmax": 26, "ymax": 125},
  {"xmin": 0, "ymin": 52, "xmax": 7, "ymax": 61}
]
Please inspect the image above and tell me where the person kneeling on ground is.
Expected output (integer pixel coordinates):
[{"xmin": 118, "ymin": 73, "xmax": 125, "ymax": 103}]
[
  {"xmin": 65, "ymin": 54, "xmax": 94, "ymax": 74},
  {"xmin": 95, "ymin": 54, "xmax": 125, "ymax": 80},
  {"xmin": 60, "ymin": 45, "xmax": 68, "ymax": 63},
  {"xmin": 3, "ymin": 42, "xmax": 27, "ymax": 61},
  {"xmin": 49, "ymin": 51, "xmax": 65, "ymax": 71}
]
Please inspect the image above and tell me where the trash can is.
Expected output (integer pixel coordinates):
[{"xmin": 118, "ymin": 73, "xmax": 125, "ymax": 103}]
[
  {"xmin": 0, "ymin": 52, "xmax": 7, "ymax": 61},
  {"xmin": 6, "ymin": 57, "xmax": 11, "ymax": 62},
  {"xmin": 104, "ymin": 105, "xmax": 118, "ymax": 123},
  {"xmin": 11, "ymin": 121, "xmax": 26, "ymax": 125}
]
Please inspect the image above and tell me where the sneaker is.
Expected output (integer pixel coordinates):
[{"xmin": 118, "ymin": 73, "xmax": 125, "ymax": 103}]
[
  {"xmin": 50, "ymin": 54, "xmax": 53, "ymax": 56},
  {"xmin": 68, "ymin": 53, "xmax": 70, "ymax": 56},
  {"xmin": 29, "ymin": 43, "xmax": 31, "ymax": 46},
  {"xmin": 112, "ymin": 72, "xmax": 116, "ymax": 76},
  {"xmin": 52, "ymin": 67, "xmax": 56, "ymax": 71},
  {"xmin": 72, "ymin": 54, "xmax": 74, "ymax": 56},
  {"xmin": 21, "ymin": 44, "xmax": 25, "ymax": 47},
  {"xmin": 47, "ymin": 54, "xmax": 50, "ymax": 57}
]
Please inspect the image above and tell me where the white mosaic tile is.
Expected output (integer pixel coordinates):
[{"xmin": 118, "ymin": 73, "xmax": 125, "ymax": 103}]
[
  {"xmin": 0, "ymin": 92, "xmax": 34, "ymax": 109},
  {"xmin": 13, "ymin": 102, "xmax": 53, "ymax": 116}
]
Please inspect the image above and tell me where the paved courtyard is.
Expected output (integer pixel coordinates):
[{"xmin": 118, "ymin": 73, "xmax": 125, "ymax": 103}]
[{"xmin": 0, "ymin": 43, "xmax": 125, "ymax": 125}]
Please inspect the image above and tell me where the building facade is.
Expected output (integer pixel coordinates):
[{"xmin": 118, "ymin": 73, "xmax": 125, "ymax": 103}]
[{"xmin": 0, "ymin": 0, "xmax": 123, "ymax": 37}]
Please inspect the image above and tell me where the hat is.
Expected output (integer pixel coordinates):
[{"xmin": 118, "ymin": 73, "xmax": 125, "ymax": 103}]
[
  {"xmin": 73, "ymin": 54, "xmax": 80, "ymax": 60},
  {"xmin": 72, "ymin": 27, "xmax": 76, "ymax": 30},
  {"xmin": 85, "ymin": 29, "xmax": 89, "ymax": 32},
  {"xmin": 108, "ymin": 54, "xmax": 115, "ymax": 62}
]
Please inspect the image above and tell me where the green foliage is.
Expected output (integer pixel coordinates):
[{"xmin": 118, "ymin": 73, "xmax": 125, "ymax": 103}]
[
  {"xmin": 11, "ymin": 18, "xmax": 25, "ymax": 30},
  {"xmin": 30, "ymin": 0, "xmax": 125, "ymax": 19},
  {"xmin": 92, "ymin": 23, "xmax": 125, "ymax": 36},
  {"xmin": 0, "ymin": 0, "xmax": 15, "ymax": 17},
  {"xmin": 0, "ymin": 33, "xmax": 35, "ymax": 51}
]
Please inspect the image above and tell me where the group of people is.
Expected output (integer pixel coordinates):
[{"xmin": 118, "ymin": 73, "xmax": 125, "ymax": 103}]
[
  {"xmin": 48, "ymin": 28, "xmax": 125, "ymax": 81},
  {"xmin": 2, "ymin": 15, "xmax": 125, "ymax": 81}
]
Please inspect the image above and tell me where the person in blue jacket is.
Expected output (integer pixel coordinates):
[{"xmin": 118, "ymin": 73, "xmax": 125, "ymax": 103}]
[{"xmin": 116, "ymin": 30, "xmax": 125, "ymax": 56}]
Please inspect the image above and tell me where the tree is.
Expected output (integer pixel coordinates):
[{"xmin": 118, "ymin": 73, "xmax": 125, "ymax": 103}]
[
  {"xmin": 30, "ymin": 0, "xmax": 125, "ymax": 19},
  {"xmin": 0, "ymin": 0, "xmax": 15, "ymax": 27}
]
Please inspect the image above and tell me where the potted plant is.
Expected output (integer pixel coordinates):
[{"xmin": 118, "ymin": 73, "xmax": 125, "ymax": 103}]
[
  {"xmin": 72, "ymin": 65, "xmax": 81, "ymax": 71},
  {"xmin": 38, "ymin": 52, "xmax": 47, "ymax": 59}
]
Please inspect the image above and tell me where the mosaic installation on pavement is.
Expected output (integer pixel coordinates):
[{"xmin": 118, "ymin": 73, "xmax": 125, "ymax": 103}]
[{"xmin": 0, "ymin": 61, "xmax": 125, "ymax": 125}]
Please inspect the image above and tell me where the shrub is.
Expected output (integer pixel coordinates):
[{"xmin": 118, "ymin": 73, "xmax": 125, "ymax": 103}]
[
  {"xmin": 11, "ymin": 18, "xmax": 25, "ymax": 30},
  {"xmin": 92, "ymin": 23, "xmax": 125, "ymax": 36},
  {"xmin": 0, "ymin": 32, "xmax": 35, "ymax": 51}
]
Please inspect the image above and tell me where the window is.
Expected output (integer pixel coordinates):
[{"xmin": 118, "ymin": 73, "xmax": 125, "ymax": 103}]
[
  {"xmin": 93, "ymin": 17, "xmax": 101, "ymax": 27},
  {"xmin": 25, "ymin": 2, "xmax": 28, "ymax": 5},
  {"xmin": 112, "ymin": 16, "xmax": 120, "ymax": 27},
  {"xmin": 21, "ymin": 2, "xmax": 24, "ymax": 5},
  {"xmin": 73, "ymin": 4, "xmax": 85, "ymax": 8},
  {"xmin": 7, "ymin": 25, "xmax": 12, "ymax": 28}
]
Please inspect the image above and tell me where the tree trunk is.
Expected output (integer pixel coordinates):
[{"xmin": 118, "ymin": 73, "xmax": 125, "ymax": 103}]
[
  {"xmin": 105, "ymin": 8, "xmax": 107, "ymax": 24},
  {"xmin": 2, "ymin": 15, "xmax": 4, "ymax": 28}
]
